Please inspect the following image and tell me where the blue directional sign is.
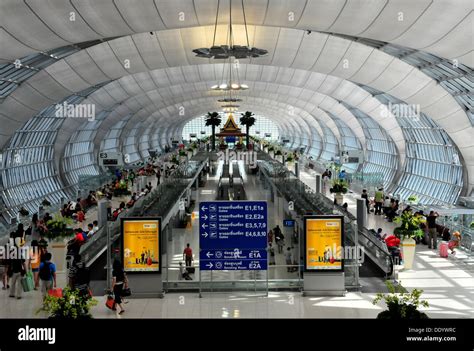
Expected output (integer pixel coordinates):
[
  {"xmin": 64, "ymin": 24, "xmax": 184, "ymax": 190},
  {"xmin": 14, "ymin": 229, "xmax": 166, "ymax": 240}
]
[{"xmin": 200, "ymin": 201, "xmax": 267, "ymax": 271}]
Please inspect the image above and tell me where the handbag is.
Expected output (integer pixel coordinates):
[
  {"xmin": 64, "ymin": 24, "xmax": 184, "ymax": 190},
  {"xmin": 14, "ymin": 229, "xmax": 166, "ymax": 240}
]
[
  {"xmin": 21, "ymin": 275, "xmax": 32, "ymax": 292},
  {"xmin": 105, "ymin": 294, "xmax": 116, "ymax": 310},
  {"xmin": 121, "ymin": 287, "xmax": 131, "ymax": 297}
]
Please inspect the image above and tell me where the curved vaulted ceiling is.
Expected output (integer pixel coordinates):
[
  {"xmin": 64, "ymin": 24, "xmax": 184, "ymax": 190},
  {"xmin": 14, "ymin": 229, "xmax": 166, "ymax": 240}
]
[{"xmin": 0, "ymin": 0, "xmax": 473, "ymax": 215}]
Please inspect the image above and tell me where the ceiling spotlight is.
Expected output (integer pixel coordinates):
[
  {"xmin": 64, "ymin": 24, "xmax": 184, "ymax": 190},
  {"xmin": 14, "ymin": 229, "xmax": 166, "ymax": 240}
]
[{"xmin": 210, "ymin": 82, "xmax": 248, "ymax": 91}]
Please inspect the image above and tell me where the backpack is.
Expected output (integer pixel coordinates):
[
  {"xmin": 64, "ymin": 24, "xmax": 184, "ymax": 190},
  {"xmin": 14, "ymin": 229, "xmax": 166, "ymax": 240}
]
[{"xmin": 39, "ymin": 262, "xmax": 52, "ymax": 281}]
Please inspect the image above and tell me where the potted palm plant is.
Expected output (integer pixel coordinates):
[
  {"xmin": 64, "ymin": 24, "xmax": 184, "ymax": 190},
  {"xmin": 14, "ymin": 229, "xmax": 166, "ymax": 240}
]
[
  {"xmin": 394, "ymin": 210, "xmax": 425, "ymax": 269},
  {"xmin": 240, "ymin": 111, "xmax": 256, "ymax": 148},
  {"xmin": 329, "ymin": 179, "xmax": 348, "ymax": 205},
  {"xmin": 372, "ymin": 281, "xmax": 429, "ymax": 319},
  {"xmin": 205, "ymin": 112, "xmax": 222, "ymax": 151}
]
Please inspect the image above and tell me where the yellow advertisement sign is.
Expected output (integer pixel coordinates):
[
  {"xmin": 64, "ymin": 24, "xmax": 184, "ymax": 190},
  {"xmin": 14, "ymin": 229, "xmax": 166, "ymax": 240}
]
[
  {"xmin": 122, "ymin": 219, "xmax": 160, "ymax": 272},
  {"xmin": 305, "ymin": 217, "xmax": 343, "ymax": 271}
]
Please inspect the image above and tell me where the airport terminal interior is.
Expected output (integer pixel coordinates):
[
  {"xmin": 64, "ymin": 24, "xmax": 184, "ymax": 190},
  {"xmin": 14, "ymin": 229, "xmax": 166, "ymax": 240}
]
[{"xmin": 0, "ymin": 0, "xmax": 473, "ymax": 320}]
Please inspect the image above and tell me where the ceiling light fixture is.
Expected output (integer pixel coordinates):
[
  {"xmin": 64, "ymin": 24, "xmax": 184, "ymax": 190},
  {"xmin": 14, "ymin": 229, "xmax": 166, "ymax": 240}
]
[{"xmin": 192, "ymin": 0, "xmax": 267, "ymax": 59}]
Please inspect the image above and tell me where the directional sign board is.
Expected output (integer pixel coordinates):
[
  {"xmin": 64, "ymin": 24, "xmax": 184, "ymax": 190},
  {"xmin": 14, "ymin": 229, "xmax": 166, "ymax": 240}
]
[{"xmin": 200, "ymin": 201, "xmax": 267, "ymax": 271}]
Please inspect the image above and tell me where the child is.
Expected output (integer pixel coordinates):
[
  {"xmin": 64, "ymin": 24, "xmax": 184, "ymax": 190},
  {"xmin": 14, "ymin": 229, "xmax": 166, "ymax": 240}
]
[{"xmin": 448, "ymin": 231, "xmax": 461, "ymax": 254}]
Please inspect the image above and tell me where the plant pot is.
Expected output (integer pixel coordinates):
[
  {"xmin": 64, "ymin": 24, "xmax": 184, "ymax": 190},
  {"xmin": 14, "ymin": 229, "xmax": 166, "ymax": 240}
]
[
  {"xmin": 269, "ymin": 151, "xmax": 274, "ymax": 158},
  {"xmin": 401, "ymin": 238, "xmax": 416, "ymax": 270},
  {"xmin": 334, "ymin": 193, "xmax": 344, "ymax": 205}
]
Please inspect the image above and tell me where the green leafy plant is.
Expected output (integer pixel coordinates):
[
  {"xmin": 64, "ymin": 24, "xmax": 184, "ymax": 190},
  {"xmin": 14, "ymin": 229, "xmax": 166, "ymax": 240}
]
[
  {"xmin": 39, "ymin": 287, "xmax": 98, "ymax": 319},
  {"xmin": 469, "ymin": 221, "xmax": 474, "ymax": 229},
  {"xmin": 286, "ymin": 153, "xmax": 294, "ymax": 162},
  {"xmin": 329, "ymin": 179, "xmax": 348, "ymax": 194},
  {"xmin": 268, "ymin": 146, "xmax": 275, "ymax": 152},
  {"xmin": 373, "ymin": 281, "xmax": 429, "ymax": 319},
  {"xmin": 178, "ymin": 150, "xmax": 187, "ymax": 157},
  {"xmin": 45, "ymin": 213, "xmax": 74, "ymax": 240},
  {"xmin": 407, "ymin": 195, "xmax": 418, "ymax": 204},
  {"xmin": 274, "ymin": 150, "xmax": 282, "ymax": 156},
  {"xmin": 393, "ymin": 210, "xmax": 425, "ymax": 240}
]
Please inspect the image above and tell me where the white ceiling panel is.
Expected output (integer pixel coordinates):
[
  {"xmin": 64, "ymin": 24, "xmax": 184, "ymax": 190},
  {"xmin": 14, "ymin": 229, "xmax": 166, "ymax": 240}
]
[
  {"xmin": 439, "ymin": 111, "xmax": 473, "ymax": 137},
  {"xmin": 386, "ymin": 69, "xmax": 431, "ymax": 101},
  {"xmin": 108, "ymin": 37, "xmax": 149, "ymax": 74},
  {"xmin": 65, "ymin": 50, "xmax": 110, "ymax": 85},
  {"xmin": 25, "ymin": 0, "xmax": 100, "ymax": 43},
  {"xmin": 422, "ymin": 95, "xmax": 464, "ymax": 120},
  {"xmin": 70, "ymin": 0, "xmax": 134, "ymax": 37},
  {"xmin": 134, "ymin": 72, "xmax": 157, "ymax": 92},
  {"xmin": 360, "ymin": 0, "xmax": 432, "ymax": 40},
  {"xmin": 262, "ymin": 0, "xmax": 306, "ymax": 27},
  {"xmin": 9, "ymin": 84, "xmax": 54, "ymax": 111},
  {"xmin": 312, "ymin": 35, "xmax": 350, "ymax": 73},
  {"xmin": 369, "ymin": 59, "xmax": 414, "ymax": 92},
  {"xmin": 0, "ymin": 0, "xmax": 68, "ymax": 50},
  {"xmin": 330, "ymin": 42, "xmax": 373, "ymax": 78},
  {"xmin": 86, "ymin": 44, "xmax": 128, "ymax": 79},
  {"xmin": 114, "ymin": 0, "xmax": 166, "ymax": 33},
  {"xmin": 156, "ymin": 30, "xmax": 189, "ymax": 67},
  {"xmin": 328, "ymin": 0, "xmax": 388, "ymax": 35},
  {"xmin": 250, "ymin": 26, "xmax": 280, "ymax": 65},
  {"xmin": 424, "ymin": 12, "xmax": 474, "ymax": 62},
  {"xmin": 45, "ymin": 60, "xmax": 90, "ymax": 93},
  {"xmin": 26, "ymin": 70, "xmax": 72, "ymax": 100},
  {"xmin": 133, "ymin": 32, "xmax": 170, "ymax": 70},
  {"xmin": 296, "ymin": 0, "xmax": 346, "ymax": 31},
  {"xmin": 391, "ymin": 1, "xmax": 472, "ymax": 49},
  {"xmin": 149, "ymin": 69, "xmax": 171, "ymax": 87},
  {"xmin": 349, "ymin": 49, "xmax": 394, "ymax": 84},
  {"xmin": 406, "ymin": 81, "xmax": 448, "ymax": 109},
  {"xmin": 154, "ymin": 0, "xmax": 199, "ymax": 28}
]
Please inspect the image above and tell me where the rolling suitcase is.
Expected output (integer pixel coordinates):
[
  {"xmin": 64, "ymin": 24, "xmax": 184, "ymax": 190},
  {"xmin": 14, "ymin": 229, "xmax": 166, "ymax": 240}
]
[{"xmin": 439, "ymin": 242, "xmax": 449, "ymax": 258}]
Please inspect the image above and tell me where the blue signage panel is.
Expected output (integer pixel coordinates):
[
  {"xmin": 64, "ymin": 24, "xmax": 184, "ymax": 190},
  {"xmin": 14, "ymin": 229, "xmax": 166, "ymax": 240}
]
[
  {"xmin": 200, "ymin": 201, "xmax": 267, "ymax": 271},
  {"xmin": 283, "ymin": 219, "xmax": 295, "ymax": 227}
]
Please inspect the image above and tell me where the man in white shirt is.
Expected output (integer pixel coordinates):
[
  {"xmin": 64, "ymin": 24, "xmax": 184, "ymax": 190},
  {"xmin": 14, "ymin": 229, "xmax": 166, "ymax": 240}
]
[{"xmin": 93, "ymin": 220, "xmax": 99, "ymax": 232}]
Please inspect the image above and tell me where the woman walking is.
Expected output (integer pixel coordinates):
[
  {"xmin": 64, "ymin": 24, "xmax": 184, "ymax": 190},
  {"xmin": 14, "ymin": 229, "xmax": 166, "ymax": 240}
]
[{"xmin": 112, "ymin": 259, "xmax": 127, "ymax": 315}]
